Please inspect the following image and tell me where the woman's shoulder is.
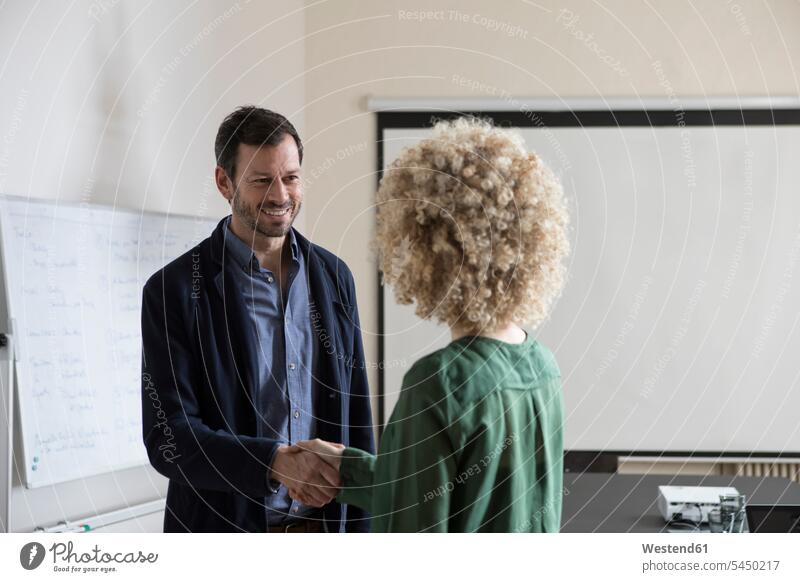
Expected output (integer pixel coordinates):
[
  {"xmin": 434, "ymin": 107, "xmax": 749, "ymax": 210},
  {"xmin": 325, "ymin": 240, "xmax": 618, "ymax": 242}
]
[
  {"xmin": 400, "ymin": 347, "xmax": 453, "ymax": 395},
  {"xmin": 402, "ymin": 340, "xmax": 481, "ymax": 388},
  {"xmin": 527, "ymin": 340, "xmax": 561, "ymax": 380},
  {"xmin": 395, "ymin": 345, "xmax": 467, "ymax": 418},
  {"xmin": 393, "ymin": 339, "xmax": 562, "ymax": 439},
  {"xmin": 442, "ymin": 336, "xmax": 561, "ymax": 380},
  {"xmin": 401, "ymin": 336, "xmax": 560, "ymax": 398}
]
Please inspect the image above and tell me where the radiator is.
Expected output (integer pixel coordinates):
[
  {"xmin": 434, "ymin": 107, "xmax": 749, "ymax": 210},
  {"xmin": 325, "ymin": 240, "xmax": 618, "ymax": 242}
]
[
  {"xmin": 617, "ymin": 456, "xmax": 800, "ymax": 485},
  {"xmin": 720, "ymin": 461, "xmax": 800, "ymax": 483}
]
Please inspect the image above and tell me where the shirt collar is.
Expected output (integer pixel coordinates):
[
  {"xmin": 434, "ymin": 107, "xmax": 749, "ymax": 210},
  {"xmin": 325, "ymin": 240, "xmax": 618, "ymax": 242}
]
[
  {"xmin": 287, "ymin": 228, "xmax": 299, "ymax": 261},
  {"xmin": 222, "ymin": 215, "xmax": 299, "ymax": 270}
]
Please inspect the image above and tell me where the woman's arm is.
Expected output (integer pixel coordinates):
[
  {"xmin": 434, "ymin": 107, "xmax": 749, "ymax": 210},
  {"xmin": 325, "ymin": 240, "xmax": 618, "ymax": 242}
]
[
  {"xmin": 365, "ymin": 400, "xmax": 457, "ymax": 532},
  {"xmin": 341, "ymin": 385, "xmax": 459, "ymax": 531},
  {"xmin": 334, "ymin": 446, "xmax": 377, "ymax": 511},
  {"xmin": 294, "ymin": 366, "xmax": 458, "ymax": 531}
]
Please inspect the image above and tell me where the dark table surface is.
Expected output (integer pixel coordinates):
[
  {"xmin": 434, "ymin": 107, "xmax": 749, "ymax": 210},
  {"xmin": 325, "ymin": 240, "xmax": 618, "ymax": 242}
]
[{"xmin": 560, "ymin": 472, "xmax": 800, "ymax": 533}]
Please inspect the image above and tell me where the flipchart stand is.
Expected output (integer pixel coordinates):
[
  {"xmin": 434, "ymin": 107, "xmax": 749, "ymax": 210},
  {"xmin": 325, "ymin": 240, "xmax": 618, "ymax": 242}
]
[{"xmin": 0, "ymin": 332, "xmax": 14, "ymax": 532}]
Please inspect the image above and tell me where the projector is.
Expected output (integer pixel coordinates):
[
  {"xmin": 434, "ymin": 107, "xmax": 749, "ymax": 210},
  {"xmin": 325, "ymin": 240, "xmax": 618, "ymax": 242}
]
[{"xmin": 657, "ymin": 485, "xmax": 740, "ymax": 523}]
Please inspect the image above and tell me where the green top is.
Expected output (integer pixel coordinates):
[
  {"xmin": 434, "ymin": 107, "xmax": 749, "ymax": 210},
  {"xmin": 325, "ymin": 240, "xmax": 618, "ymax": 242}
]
[{"xmin": 337, "ymin": 334, "xmax": 564, "ymax": 532}]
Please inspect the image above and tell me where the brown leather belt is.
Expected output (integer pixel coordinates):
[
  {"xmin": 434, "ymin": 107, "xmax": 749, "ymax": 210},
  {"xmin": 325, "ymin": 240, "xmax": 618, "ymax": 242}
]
[{"xmin": 268, "ymin": 518, "xmax": 325, "ymax": 533}]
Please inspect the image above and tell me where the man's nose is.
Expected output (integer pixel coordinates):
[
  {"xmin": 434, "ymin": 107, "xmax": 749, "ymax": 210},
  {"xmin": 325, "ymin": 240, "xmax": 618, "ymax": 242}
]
[{"xmin": 265, "ymin": 178, "xmax": 289, "ymax": 206}]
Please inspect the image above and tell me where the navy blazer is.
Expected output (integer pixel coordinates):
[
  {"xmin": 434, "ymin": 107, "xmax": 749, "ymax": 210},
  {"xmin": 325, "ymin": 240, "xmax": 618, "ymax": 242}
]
[{"xmin": 141, "ymin": 216, "xmax": 375, "ymax": 532}]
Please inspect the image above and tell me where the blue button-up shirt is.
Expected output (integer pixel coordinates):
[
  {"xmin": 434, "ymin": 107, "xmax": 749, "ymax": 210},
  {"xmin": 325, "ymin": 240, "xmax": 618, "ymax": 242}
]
[{"xmin": 222, "ymin": 217, "xmax": 316, "ymax": 525}]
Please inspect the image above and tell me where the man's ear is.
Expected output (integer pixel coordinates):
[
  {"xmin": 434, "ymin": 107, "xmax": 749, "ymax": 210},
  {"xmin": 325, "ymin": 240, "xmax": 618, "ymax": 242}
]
[{"xmin": 215, "ymin": 166, "xmax": 234, "ymax": 202}]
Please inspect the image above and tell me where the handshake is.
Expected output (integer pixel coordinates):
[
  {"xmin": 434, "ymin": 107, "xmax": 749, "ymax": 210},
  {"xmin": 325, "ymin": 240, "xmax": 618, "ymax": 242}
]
[{"xmin": 269, "ymin": 439, "xmax": 345, "ymax": 507}]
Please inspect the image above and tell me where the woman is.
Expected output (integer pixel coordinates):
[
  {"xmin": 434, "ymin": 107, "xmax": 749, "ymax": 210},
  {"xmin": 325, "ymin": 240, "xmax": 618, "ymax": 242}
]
[{"xmin": 295, "ymin": 117, "xmax": 570, "ymax": 532}]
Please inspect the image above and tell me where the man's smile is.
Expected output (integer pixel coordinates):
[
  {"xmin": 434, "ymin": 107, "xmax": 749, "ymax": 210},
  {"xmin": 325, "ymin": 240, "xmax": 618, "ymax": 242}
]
[{"xmin": 261, "ymin": 207, "xmax": 291, "ymax": 217}]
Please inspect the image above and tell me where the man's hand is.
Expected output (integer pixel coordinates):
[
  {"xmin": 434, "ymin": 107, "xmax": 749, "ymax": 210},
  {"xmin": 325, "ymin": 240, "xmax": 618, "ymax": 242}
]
[
  {"xmin": 269, "ymin": 442, "xmax": 341, "ymax": 507},
  {"xmin": 291, "ymin": 438, "xmax": 344, "ymax": 472}
]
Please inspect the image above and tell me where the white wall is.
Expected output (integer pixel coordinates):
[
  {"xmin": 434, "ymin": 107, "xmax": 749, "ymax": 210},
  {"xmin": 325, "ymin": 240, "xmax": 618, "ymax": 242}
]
[
  {"xmin": 0, "ymin": 0, "xmax": 306, "ymax": 220},
  {"xmin": 301, "ymin": 0, "xmax": 800, "ymax": 429},
  {"xmin": 0, "ymin": 0, "xmax": 306, "ymax": 532}
]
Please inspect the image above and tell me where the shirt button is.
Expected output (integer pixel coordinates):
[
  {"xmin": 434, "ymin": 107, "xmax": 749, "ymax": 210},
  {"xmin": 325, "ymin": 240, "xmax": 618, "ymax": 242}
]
[
  {"xmin": 267, "ymin": 275, "xmax": 274, "ymax": 283},
  {"xmin": 288, "ymin": 363, "xmax": 296, "ymax": 370},
  {"xmin": 293, "ymin": 410, "xmax": 300, "ymax": 419}
]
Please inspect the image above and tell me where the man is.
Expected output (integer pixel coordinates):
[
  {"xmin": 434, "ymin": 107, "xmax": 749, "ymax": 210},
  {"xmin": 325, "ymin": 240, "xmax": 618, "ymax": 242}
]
[{"xmin": 140, "ymin": 106, "xmax": 374, "ymax": 532}]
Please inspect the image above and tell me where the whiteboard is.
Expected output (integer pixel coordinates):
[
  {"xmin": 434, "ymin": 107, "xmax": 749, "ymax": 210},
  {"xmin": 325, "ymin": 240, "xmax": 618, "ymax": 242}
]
[
  {"xmin": 0, "ymin": 195, "xmax": 217, "ymax": 487},
  {"xmin": 380, "ymin": 119, "xmax": 800, "ymax": 454}
]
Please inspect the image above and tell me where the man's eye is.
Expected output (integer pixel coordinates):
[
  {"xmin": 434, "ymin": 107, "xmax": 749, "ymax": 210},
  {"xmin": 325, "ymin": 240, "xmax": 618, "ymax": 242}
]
[{"xmin": 286, "ymin": 176, "xmax": 300, "ymax": 182}]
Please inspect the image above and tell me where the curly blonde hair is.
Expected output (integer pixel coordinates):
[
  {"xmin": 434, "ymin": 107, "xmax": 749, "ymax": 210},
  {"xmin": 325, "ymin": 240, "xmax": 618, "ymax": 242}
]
[{"xmin": 375, "ymin": 117, "xmax": 570, "ymax": 331}]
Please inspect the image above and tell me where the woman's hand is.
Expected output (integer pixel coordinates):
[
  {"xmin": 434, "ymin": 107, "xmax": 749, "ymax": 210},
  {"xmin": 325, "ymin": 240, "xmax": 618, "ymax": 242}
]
[
  {"xmin": 270, "ymin": 443, "xmax": 341, "ymax": 507},
  {"xmin": 281, "ymin": 439, "xmax": 344, "ymax": 506},
  {"xmin": 287, "ymin": 438, "xmax": 344, "ymax": 472}
]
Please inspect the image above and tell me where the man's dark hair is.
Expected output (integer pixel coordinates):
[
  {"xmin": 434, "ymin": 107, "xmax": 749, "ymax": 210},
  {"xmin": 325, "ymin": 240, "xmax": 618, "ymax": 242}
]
[{"xmin": 214, "ymin": 105, "xmax": 303, "ymax": 181}]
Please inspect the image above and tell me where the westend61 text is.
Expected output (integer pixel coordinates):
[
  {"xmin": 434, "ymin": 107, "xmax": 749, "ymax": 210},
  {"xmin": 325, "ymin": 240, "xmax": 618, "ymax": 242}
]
[{"xmin": 642, "ymin": 543, "xmax": 708, "ymax": 554}]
